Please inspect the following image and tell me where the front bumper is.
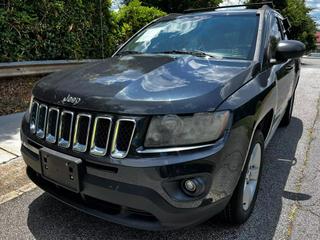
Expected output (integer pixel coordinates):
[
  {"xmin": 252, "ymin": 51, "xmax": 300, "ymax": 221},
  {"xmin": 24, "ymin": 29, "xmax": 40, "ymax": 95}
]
[
  {"xmin": 22, "ymin": 143, "xmax": 231, "ymax": 230},
  {"xmin": 21, "ymin": 113, "xmax": 250, "ymax": 230}
]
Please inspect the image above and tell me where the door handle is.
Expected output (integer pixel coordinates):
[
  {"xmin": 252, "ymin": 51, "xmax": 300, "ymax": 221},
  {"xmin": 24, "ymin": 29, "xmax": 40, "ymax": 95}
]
[{"xmin": 285, "ymin": 65, "xmax": 294, "ymax": 71}]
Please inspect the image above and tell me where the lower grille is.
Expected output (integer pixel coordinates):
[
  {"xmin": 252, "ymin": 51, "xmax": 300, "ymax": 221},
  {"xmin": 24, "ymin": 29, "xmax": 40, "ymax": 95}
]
[{"xmin": 29, "ymin": 100, "xmax": 136, "ymax": 159}]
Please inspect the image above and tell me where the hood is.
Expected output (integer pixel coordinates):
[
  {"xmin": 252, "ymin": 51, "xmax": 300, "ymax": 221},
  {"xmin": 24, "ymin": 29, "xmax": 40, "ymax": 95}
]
[{"xmin": 33, "ymin": 55, "xmax": 254, "ymax": 115}]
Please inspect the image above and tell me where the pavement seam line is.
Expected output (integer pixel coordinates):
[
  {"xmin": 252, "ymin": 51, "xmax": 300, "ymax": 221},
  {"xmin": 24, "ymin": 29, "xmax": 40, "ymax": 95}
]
[
  {"xmin": 0, "ymin": 183, "xmax": 37, "ymax": 205},
  {"xmin": 286, "ymin": 94, "xmax": 320, "ymax": 240},
  {"xmin": 0, "ymin": 146, "xmax": 19, "ymax": 158},
  {"xmin": 0, "ymin": 155, "xmax": 21, "ymax": 165}
]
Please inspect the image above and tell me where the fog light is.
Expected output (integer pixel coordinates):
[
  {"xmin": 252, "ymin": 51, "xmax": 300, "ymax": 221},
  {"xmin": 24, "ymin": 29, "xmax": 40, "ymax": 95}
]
[
  {"xmin": 184, "ymin": 180, "xmax": 197, "ymax": 192},
  {"xmin": 182, "ymin": 177, "xmax": 206, "ymax": 197}
]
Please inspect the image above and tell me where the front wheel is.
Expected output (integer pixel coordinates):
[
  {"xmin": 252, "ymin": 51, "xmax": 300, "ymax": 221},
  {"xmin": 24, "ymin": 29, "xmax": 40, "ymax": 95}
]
[{"xmin": 222, "ymin": 130, "xmax": 264, "ymax": 224}]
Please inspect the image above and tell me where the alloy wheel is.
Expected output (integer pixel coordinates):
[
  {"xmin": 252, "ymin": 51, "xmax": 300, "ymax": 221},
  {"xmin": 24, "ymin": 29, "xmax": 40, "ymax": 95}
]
[{"xmin": 242, "ymin": 143, "xmax": 262, "ymax": 211}]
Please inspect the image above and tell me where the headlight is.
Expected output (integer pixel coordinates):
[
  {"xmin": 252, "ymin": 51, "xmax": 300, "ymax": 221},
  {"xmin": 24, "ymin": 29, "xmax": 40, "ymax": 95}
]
[{"xmin": 144, "ymin": 111, "xmax": 230, "ymax": 148}]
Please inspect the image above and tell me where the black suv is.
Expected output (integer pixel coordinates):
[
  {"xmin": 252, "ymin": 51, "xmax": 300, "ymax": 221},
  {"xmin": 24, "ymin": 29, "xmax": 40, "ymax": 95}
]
[{"xmin": 21, "ymin": 3, "xmax": 305, "ymax": 230}]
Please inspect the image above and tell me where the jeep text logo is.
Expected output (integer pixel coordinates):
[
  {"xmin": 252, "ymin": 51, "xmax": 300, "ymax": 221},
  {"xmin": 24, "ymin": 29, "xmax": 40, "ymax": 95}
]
[{"xmin": 62, "ymin": 94, "xmax": 81, "ymax": 105}]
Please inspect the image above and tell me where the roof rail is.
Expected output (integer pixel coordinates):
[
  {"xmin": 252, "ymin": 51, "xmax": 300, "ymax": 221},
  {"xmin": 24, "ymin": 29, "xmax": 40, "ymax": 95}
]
[
  {"xmin": 157, "ymin": 13, "xmax": 183, "ymax": 22},
  {"xmin": 184, "ymin": 1, "xmax": 274, "ymax": 13}
]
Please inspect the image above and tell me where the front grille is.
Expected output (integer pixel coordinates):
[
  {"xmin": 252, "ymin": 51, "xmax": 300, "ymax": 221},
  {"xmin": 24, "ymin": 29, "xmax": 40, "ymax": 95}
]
[
  {"xmin": 36, "ymin": 104, "xmax": 48, "ymax": 138},
  {"xmin": 111, "ymin": 119, "xmax": 136, "ymax": 159},
  {"xmin": 73, "ymin": 114, "xmax": 91, "ymax": 152},
  {"xmin": 29, "ymin": 100, "xmax": 136, "ymax": 159},
  {"xmin": 58, "ymin": 111, "xmax": 74, "ymax": 148},
  {"xmin": 90, "ymin": 116, "xmax": 112, "ymax": 156},
  {"xmin": 30, "ymin": 101, "xmax": 39, "ymax": 134},
  {"xmin": 46, "ymin": 108, "xmax": 59, "ymax": 143}
]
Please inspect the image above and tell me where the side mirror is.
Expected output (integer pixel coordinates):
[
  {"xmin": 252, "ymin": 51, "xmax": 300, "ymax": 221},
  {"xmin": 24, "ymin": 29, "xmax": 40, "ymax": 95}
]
[{"xmin": 275, "ymin": 40, "xmax": 305, "ymax": 61}]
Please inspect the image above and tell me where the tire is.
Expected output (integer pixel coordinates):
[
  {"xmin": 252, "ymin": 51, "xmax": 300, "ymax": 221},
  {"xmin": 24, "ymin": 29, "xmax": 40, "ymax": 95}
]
[
  {"xmin": 280, "ymin": 93, "xmax": 295, "ymax": 127},
  {"xmin": 222, "ymin": 130, "xmax": 264, "ymax": 224}
]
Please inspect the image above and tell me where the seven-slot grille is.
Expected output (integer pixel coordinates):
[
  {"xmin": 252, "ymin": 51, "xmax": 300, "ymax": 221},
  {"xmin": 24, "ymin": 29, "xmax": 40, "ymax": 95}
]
[{"xmin": 29, "ymin": 100, "xmax": 136, "ymax": 159}]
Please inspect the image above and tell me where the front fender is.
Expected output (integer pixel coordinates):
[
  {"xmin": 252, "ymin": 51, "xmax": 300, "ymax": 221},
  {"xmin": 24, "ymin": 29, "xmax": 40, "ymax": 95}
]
[{"xmin": 217, "ymin": 68, "xmax": 277, "ymax": 170}]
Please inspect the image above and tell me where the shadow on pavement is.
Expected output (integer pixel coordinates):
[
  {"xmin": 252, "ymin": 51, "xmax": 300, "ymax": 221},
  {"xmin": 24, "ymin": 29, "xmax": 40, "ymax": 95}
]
[{"xmin": 27, "ymin": 117, "xmax": 304, "ymax": 240}]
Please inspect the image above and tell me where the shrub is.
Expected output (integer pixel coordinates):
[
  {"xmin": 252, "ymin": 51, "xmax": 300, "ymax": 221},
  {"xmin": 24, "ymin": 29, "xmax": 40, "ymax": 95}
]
[
  {"xmin": 115, "ymin": 0, "xmax": 166, "ymax": 45},
  {"xmin": 0, "ymin": 0, "xmax": 117, "ymax": 62},
  {"xmin": 0, "ymin": 0, "xmax": 165, "ymax": 62}
]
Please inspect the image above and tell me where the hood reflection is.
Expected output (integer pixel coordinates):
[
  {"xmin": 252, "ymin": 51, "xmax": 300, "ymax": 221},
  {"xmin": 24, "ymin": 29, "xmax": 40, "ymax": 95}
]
[{"xmin": 34, "ymin": 55, "xmax": 253, "ymax": 115}]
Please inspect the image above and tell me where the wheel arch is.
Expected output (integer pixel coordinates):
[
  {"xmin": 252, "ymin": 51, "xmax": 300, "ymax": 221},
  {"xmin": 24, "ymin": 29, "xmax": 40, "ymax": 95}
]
[{"xmin": 256, "ymin": 109, "xmax": 274, "ymax": 142}]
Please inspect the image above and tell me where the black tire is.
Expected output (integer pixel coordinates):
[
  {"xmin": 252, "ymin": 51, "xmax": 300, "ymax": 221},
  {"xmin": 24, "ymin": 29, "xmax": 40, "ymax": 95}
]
[
  {"xmin": 280, "ymin": 94, "xmax": 295, "ymax": 127},
  {"xmin": 222, "ymin": 130, "xmax": 264, "ymax": 224}
]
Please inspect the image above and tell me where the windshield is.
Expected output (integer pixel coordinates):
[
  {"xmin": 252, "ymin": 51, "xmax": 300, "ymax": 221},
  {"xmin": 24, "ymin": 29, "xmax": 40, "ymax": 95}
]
[{"xmin": 120, "ymin": 13, "xmax": 259, "ymax": 60}]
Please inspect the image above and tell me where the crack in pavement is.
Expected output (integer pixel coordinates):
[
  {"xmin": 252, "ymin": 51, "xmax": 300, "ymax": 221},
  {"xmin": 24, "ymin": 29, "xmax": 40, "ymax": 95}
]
[
  {"xmin": 286, "ymin": 94, "xmax": 320, "ymax": 239},
  {"xmin": 298, "ymin": 207, "xmax": 320, "ymax": 219}
]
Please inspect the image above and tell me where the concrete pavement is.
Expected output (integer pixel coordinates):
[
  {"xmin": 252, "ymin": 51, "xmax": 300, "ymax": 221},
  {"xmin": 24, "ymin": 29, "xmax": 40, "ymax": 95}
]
[
  {"xmin": 0, "ymin": 157, "xmax": 35, "ymax": 204},
  {"xmin": 0, "ymin": 59, "xmax": 320, "ymax": 239},
  {"xmin": 0, "ymin": 112, "xmax": 24, "ymax": 164}
]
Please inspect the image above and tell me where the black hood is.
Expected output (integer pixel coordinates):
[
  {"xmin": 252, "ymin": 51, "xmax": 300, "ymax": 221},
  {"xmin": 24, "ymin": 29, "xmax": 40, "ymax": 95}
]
[{"xmin": 33, "ymin": 55, "xmax": 254, "ymax": 115}]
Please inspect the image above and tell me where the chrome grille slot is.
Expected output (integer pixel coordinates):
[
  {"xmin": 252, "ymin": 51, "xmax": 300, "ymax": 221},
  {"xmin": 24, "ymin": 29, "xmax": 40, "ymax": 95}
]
[
  {"xmin": 73, "ymin": 114, "xmax": 91, "ymax": 152},
  {"xmin": 90, "ymin": 116, "xmax": 112, "ymax": 156},
  {"xmin": 45, "ymin": 108, "xmax": 59, "ymax": 143},
  {"xmin": 30, "ymin": 101, "xmax": 39, "ymax": 134},
  {"xmin": 58, "ymin": 111, "xmax": 74, "ymax": 148},
  {"xmin": 36, "ymin": 104, "xmax": 48, "ymax": 139},
  {"xmin": 111, "ymin": 119, "xmax": 136, "ymax": 159}
]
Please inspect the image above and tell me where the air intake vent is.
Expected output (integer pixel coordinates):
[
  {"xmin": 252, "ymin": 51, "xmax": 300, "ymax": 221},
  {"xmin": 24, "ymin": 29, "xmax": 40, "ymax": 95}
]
[
  {"xmin": 58, "ymin": 111, "xmax": 74, "ymax": 148},
  {"xmin": 90, "ymin": 116, "xmax": 112, "ymax": 156},
  {"xmin": 111, "ymin": 119, "xmax": 136, "ymax": 159},
  {"xmin": 73, "ymin": 114, "xmax": 91, "ymax": 152},
  {"xmin": 30, "ymin": 101, "xmax": 39, "ymax": 134},
  {"xmin": 46, "ymin": 108, "xmax": 59, "ymax": 143},
  {"xmin": 36, "ymin": 104, "xmax": 48, "ymax": 139}
]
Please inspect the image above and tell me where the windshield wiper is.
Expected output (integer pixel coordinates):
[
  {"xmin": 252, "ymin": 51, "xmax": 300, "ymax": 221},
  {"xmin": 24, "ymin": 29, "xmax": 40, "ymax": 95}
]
[
  {"xmin": 153, "ymin": 50, "xmax": 219, "ymax": 59},
  {"xmin": 116, "ymin": 50, "xmax": 143, "ymax": 56}
]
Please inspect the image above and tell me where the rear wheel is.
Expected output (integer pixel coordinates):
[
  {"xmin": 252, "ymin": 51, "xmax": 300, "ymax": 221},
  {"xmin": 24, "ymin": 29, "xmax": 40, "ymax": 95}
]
[
  {"xmin": 222, "ymin": 130, "xmax": 264, "ymax": 224},
  {"xmin": 280, "ymin": 93, "xmax": 295, "ymax": 127}
]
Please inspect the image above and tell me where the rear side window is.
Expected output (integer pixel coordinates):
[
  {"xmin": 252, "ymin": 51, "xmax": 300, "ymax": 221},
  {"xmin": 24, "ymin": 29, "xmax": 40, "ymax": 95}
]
[{"xmin": 121, "ymin": 14, "xmax": 260, "ymax": 60}]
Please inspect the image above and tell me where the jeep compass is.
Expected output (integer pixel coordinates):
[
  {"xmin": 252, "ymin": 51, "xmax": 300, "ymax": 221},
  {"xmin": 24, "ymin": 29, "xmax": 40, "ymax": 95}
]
[{"xmin": 21, "ymin": 3, "xmax": 305, "ymax": 230}]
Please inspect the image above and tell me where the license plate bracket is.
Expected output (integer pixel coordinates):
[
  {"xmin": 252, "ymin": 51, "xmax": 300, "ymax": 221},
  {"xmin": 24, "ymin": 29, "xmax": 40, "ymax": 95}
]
[{"xmin": 40, "ymin": 148, "xmax": 82, "ymax": 193}]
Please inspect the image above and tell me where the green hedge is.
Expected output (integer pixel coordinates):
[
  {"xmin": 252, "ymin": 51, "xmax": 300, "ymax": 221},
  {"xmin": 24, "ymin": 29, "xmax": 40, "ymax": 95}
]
[{"xmin": 0, "ymin": 0, "xmax": 165, "ymax": 62}]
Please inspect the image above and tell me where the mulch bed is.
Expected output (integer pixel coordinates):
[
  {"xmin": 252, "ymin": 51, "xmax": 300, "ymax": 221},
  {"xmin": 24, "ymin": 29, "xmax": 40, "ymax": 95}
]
[{"xmin": 0, "ymin": 76, "xmax": 43, "ymax": 116}]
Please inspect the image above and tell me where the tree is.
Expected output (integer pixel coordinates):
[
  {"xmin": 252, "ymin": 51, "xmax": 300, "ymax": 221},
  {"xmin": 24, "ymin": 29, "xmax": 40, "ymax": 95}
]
[
  {"xmin": 248, "ymin": 0, "xmax": 317, "ymax": 51},
  {"xmin": 124, "ymin": 0, "xmax": 223, "ymax": 13},
  {"xmin": 115, "ymin": 0, "xmax": 166, "ymax": 43}
]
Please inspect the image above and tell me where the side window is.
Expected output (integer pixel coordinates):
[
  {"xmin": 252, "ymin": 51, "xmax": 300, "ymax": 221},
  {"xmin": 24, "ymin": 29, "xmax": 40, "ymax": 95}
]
[
  {"xmin": 271, "ymin": 18, "xmax": 282, "ymax": 41},
  {"xmin": 278, "ymin": 19, "xmax": 289, "ymax": 40},
  {"xmin": 269, "ymin": 16, "xmax": 283, "ymax": 58}
]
